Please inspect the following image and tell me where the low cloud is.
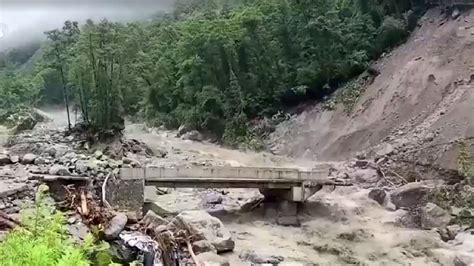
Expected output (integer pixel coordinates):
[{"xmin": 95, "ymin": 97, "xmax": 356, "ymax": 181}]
[{"xmin": 0, "ymin": 0, "xmax": 176, "ymax": 51}]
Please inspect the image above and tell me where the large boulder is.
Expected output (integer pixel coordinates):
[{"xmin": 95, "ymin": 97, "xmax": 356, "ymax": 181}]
[
  {"xmin": 196, "ymin": 252, "xmax": 229, "ymax": 266},
  {"xmin": 105, "ymin": 213, "xmax": 128, "ymax": 240},
  {"xmin": 13, "ymin": 113, "xmax": 37, "ymax": 133},
  {"xmin": 21, "ymin": 153, "xmax": 37, "ymax": 164},
  {"xmin": 49, "ymin": 164, "xmax": 71, "ymax": 176},
  {"xmin": 390, "ymin": 182, "xmax": 430, "ymax": 208},
  {"xmin": 368, "ymin": 188, "xmax": 386, "ymax": 205},
  {"xmin": 353, "ymin": 168, "xmax": 380, "ymax": 183},
  {"xmin": 175, "ymin": 210, "xmax": 234, "ymax": 252},
  {"xmin": 420, "ymin": 203, "xmax": 451, "ymax": 229}
]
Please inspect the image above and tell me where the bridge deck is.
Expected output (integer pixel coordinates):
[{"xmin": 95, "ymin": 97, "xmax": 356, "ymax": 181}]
[{"xmin": 120, "ymin": 165, "xmax": 347, "ymax": 190}]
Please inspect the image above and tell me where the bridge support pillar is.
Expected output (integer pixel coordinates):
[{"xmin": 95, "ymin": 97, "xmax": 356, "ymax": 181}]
[
  {"xmin": 260, "ymin": 185, "xmax": 322, "ymax": 202},
  {"xmin": 105, "ymin": 168, "xmax": 145, "ymax": 217}
]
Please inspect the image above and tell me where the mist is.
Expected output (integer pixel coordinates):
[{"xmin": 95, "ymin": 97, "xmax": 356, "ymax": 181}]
[{"xmin": 0, "ymin": 0, "xmax": 176, "ymax": 51}]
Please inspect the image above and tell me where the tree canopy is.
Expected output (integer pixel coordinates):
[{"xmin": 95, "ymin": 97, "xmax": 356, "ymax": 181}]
[{"xmin": 2, "ymin": 0, "xmax": 427, "ymax": 145}]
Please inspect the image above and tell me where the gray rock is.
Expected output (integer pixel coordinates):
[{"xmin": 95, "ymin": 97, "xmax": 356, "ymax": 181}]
[
  {"xmin": 390, "ymin": 182, "xmax": 429, "ymax": 208},
  {"xmin": 34, "ymin": 157, "xmax": 48, "ymax": 165},
  {"xmin": 368, "ymin": 188, "xmax": 386, "ymax": 205},
  {"xmin": 196, "ymin": 252, "xmax": 229, "ymax": 266},
  {"xmin": 0, "ymin": 154, "xmax": 11, "ymax": 166},
  {"xmin": 21, "ymin": 153, "xmax": 37, "ymax": 164},
  {"xmin": 43, "ymin": 146, "xmax": 56, "ymax": 157},
  {"xmin": 421, "ymin": 203, "xmax": 451, "ymax": 229},
  {"xmin": 75, "ymin": 160, "xmax": 89, "ymax": 173},
  {"xmin": 177, "ymin": 124, "xmax": 190, "ymax": 137},
  {"xmin": 175, "ymin": 210, "xmax": 234, "ymax": 252},
  {"xmin": 67, "ymin": 222, "xmax": 90, "ymax": 242},
  {"xmin": 49, "ymin": 164, "xmax": 71, "ymax": 176},
  {"xmin": 54, "ymin": 145, "xmax": 69, "ymax": 158},
  {"xmin": 452, "ymin": 8, "xmax": 461, "ymax": 20},
  {"xmin": 141, "ymin": 210, "xmax": 168, "ymax": 229},
  {"xmin": 353, "ymin": 168, "xmax": 379, "ymax": 183},
  {"xmin": 201, "ymin": 191, "xmax": 223, "ymax": 205},
  {"xmin": 94, "ymin": 150, "xmax": 103, "ymax": 159},
  {"xmin": 240, "ymin": 250, "xmax": 284, "ymax": 264},
  {"xmin": 14, "ymin": 113, "xmax": 37, "ymax": 133},
  {"xmin": 181, "ymin": 130, "xmax": 204, "ymax": 142},
  {"xmin": 374, "ymin": 143, "xmax": 394, "ymax": 158},
  {"xmin": 9, "ymin": 155, "xmax": 19, "ymax": 164},
  {"xmin": 355, "ymin": 160, "xmax": 369, "ymax": 168},
  {"xmin": 454, "ymin": 255, "xmax": 473, "ymax": 266},
  {"xmin": 104, "ymin": 213, "xmax": 128, "ymax": 240},
  {"xmin": 192, "ymin": 240, "xmax": 217, "ymax": 254},
  {"xmin": 439, "ymin": 224, "xmax": 462, "ymax": 241},
  {"xmin": 122, "ymin": 157, "xmax": 141, "ymax": 167}
]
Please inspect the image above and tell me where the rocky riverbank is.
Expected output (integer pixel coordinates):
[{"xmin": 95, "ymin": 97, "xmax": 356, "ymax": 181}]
[{"xmin": 1, "ymin": 118, "xmax": 473, "ymax": 265}]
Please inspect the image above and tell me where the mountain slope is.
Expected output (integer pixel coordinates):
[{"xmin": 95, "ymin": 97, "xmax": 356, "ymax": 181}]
[{"xmin": 269, "ymin": 8, "xmax": 474, "ymax": 172}]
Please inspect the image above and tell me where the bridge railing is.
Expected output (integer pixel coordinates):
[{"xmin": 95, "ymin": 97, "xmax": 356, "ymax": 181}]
[{"xmin": 120, "ymin": 166, "xmax": 330, "ymax": 181}]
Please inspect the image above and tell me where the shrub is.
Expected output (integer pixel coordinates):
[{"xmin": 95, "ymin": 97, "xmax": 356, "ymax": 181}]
[
  {"xmin": 0, "ymin": 185, "xmax": 93, "ymax": 266},
  {"xmin": 376, "ymin": 16, "xmax": 407, "ymax": 53}
]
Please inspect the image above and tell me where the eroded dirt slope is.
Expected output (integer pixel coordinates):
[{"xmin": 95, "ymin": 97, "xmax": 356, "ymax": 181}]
[{"xmin": 269, "ymin": 8, "xmax": 474, "ymax": 170}]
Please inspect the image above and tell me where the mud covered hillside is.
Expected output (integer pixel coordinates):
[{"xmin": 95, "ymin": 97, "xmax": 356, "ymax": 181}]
[{"xmin": 269, "ymin": 8, "xmax": 474, "ymax": 173}]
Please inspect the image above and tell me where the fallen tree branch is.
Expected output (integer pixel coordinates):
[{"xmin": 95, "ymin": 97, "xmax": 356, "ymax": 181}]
[
  {"xmin": 369, "ymin": 162, "xmax": 407, "ymax": 185},
  {"xmin": 80, "ymin": 191, "xmax": 89, "ymax": 217},
  {"xmin": 383, "ymin": 168, "xmax": 409, "ymax": 184},
  {"xmin": 102, "ymin": 173, "xmax": 112, "ymax": 209},
  {"xmin": 185, "ymin": 237, "xmax": 199, "ymax": 265},
  {"xmin": 30, "ymin": 174, "xmax": 90, "ymax": 182}
]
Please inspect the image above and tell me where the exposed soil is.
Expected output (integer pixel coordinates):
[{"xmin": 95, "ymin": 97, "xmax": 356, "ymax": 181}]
[{"xmin": 268, "ymin": 8, "xmax": 474, "ymax": 172}]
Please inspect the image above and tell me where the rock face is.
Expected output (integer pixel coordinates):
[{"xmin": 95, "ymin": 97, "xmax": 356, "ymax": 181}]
[
  {"xmin": 390, "ymin": 182, "xmax": 429, "ymax": 208},
  {"xmin": 105, "ymin": 213, "xmax": 128, "ymax": 240},
  {"xmin": 49, "ymin": 164, "xmax": 71, "ymax": 176},
  {"xmin": 420, "ymin": 203, "xmax": 451, "ymax": 229},
  {"xmin": 175, "ymin": 210, "xmax": 234, "ymax": 252},
  {"xmin": 21, "ymin": 153, "xmax": 37, "ymax": 164},
  {"xmin": 196, "ymin": 252, "xmax": 230, "ymax": 266}
]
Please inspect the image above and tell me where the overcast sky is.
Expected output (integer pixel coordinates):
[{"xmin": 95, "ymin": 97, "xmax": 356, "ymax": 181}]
[{"xmin": 0, "ymin": 0, "xmax": 175, "ymax": 50}]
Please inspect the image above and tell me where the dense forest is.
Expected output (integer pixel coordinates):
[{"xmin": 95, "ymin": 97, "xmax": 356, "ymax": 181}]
[{"xmin": 0, "ymin": 0, "xmax": 427, "ymax": 146}]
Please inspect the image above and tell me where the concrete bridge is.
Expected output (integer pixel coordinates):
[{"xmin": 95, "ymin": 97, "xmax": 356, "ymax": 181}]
[{"xmin": 105, "ymin": 166, "xmax": 350, "ymax": 215}]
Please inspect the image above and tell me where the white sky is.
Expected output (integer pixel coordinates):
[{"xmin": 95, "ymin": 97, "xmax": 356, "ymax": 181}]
[{"xmin": 0, "ymin": 0, "xmax": 175, "ymax": 49}]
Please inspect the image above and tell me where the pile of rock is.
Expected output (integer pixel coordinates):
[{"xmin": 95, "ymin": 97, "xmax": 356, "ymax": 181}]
[{"xmin": 99, "ymin": 209, "xmax": 235, "ymax": 265}]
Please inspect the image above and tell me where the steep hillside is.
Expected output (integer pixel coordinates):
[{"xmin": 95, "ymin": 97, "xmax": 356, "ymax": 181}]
[{"xmin": 269, "ymin": 8, "xmax": 474, "ymax": 173}]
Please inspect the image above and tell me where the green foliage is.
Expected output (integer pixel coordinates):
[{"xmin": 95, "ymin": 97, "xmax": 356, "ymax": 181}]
[
  {"xmin": 375, "ymin": 16, "xmax": 407, "ymax": 53},
  {"xmin": 35, "ymin": 0, "xmax": 424, "ymax": 142},
  {"xmin": 0, "ymin": 185, "xmax": 92, "ymax": 266},
  {"xmin": 457, "ymin": 139, "xmax": 473, "ymax": 185},
  {"xmin": 323, "ymin": 73, "xmax": 374, "ymax": 114},
  {"xmin": 0, "ymin": 72, "xmax": 43, "ymax": 123},
  {"xmin": 0, "ymin": 185, "xmax": 120, "ymax": 266}
]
